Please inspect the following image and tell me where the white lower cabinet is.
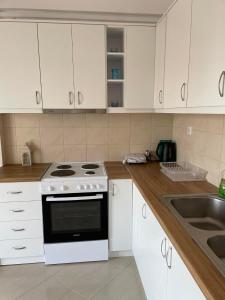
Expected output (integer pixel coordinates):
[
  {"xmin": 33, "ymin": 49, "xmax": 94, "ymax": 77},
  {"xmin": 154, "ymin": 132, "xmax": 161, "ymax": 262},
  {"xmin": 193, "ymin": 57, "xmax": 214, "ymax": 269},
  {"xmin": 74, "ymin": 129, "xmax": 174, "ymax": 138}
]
[
  {"xmin": 0, "ymin": 182, "xmax": 44, "ymax": 265},
  {"xmin": 109, "ymin": 179, "xmax": 132, "ymax": 252},
  {"xmin": 133, "ymin": 184, "xmax": 205, "ymax": 300}
]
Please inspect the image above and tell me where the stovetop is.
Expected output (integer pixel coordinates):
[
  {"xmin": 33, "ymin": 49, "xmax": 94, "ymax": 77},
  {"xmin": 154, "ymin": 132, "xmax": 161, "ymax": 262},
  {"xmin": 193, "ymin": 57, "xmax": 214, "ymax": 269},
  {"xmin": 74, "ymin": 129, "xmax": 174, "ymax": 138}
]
[{"xmin": 42, "ymin": 162, "xmax": 107, "ymax": 181}]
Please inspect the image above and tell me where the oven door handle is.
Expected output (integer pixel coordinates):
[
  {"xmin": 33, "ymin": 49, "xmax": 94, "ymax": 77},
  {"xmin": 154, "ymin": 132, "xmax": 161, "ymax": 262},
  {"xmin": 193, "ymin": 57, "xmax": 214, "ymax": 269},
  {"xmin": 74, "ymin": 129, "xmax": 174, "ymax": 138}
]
[{"xmin": 46, "ymin": 194, "xmax": 104, "ymax": 202}]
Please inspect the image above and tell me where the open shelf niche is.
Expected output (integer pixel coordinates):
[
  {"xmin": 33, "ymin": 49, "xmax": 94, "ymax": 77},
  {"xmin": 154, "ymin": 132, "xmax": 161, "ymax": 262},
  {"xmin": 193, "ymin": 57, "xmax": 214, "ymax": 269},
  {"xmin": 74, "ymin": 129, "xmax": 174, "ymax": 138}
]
[{"xmin": 107, "ymin": 28, "xmax": 124, "ymax": 108}]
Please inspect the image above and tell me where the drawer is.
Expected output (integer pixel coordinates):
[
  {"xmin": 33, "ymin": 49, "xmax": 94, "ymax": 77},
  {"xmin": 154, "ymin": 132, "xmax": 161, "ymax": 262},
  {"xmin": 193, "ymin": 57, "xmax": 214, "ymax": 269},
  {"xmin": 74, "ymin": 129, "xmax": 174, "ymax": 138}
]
[
  {"xmin": 0, "ymin": 220, "xmax": 43, "ymax": 240},
  {"xmin": 0, "ymin": 182, "xmax": 41, "ymax": 202},
  {"xmin": 0, "ymin": 201, "xmax": 42, "ymax": 221},
  {"xmin": 0, "ymin": 238, "xmax": 44, "ymax": 258}
]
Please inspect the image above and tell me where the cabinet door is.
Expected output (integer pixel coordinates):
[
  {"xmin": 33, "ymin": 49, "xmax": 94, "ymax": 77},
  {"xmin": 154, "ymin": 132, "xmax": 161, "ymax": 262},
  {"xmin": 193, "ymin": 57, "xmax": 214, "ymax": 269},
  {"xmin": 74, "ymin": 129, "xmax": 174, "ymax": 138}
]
[
  {"xmin": 132, "ymin": 184, "xmax": 146, "ymax": 265},
  {"xmin": 38, "ymin": 23, "xmax": 74, "ymax": 109},
  {"xmin": 72, "ymin": 24, "xmax": 106, "ymax": 109},
  {"xmin": 125, "ymin": 26, "xmax": 155, "ymax": 109},
  {"xmin": 109, "ymin": 179, "xmax": 132, "ymax": 252},
  {"xmin": 166, "ymin": 244, "xmax": 205, "ymax": 300},
  {"xmin": 154, "ymin": 17, "xmax": 167, "ymax": 109},
  {"xmin": 188, "ymin": 0, "xmax": 225, "ymax": 107},
  {"xmin": 164, "ymin": 0, "xmax": 192, "ymax": 108},
  {"xmin": 133, "ymin": 184, "xmax": 167, "ymax": 300},
  {"xmin": 0, "ymin": 22, "xmax": 42, "ymax": 110}
]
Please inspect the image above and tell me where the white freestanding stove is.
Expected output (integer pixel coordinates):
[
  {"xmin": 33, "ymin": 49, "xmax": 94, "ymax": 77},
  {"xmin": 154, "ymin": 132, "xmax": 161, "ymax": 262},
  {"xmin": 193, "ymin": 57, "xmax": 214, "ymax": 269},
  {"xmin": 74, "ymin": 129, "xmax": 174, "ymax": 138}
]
[{"xmin": 41, "ymin": 162, "xmax": 108, "ymax": 265}]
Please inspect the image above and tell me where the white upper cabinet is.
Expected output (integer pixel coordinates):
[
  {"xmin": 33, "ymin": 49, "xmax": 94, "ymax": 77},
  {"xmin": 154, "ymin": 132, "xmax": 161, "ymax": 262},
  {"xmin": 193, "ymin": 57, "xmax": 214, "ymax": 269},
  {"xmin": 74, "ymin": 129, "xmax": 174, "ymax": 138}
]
[
  {"xmin": 38, "ymin": 23, "xmax": 75, "ymax": 109},
  {"xmin": 164, "ymin": 0, "xmax": 192, "ymax": 108},
  {"xmin": 154, "ymin": 16, "xmax": 167, "ymax": 109},
  {"xmin": 188, "ymin": 0, "xmax": 225, "ymax": 107},
  {"xmin": 0, "ymin": 22, "xmax": 42, "ymax": 110},
  {"xmin": 125, "ymin": 26, "xmax": 156, "ymax": 109},
  {"xmin": 72, "ymin": 24, "xmax": 106, "ymax": 109}
]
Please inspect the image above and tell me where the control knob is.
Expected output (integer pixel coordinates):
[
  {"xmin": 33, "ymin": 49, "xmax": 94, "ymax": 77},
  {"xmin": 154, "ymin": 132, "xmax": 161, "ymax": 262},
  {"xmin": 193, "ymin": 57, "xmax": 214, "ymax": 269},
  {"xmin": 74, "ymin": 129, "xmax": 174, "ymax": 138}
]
[
  {"xmin": 60, "ymin": 185, "xmax": 67, "ymax": 192},
  {"xmin": 47, "ymin": 185, "xmax": 55, "ymax": 192}
]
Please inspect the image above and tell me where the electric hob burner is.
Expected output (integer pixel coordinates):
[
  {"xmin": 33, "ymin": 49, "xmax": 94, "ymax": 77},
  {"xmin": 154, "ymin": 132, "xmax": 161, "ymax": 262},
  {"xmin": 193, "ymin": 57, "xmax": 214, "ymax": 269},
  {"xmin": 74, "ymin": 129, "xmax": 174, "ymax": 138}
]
[
  {"xmin": 82, "ymin": 164, "xmax": 100, "ymax": 170},
  {"xmin": 51, "ymin": 170, "xmax": 75, "ymax": 177},
  {"xmin": 57, "ymin": 164, "xmax": 72, "ymax": 170},
  {"xmin": 85, "ymin": 171, "xmax": 96, "ymax": 175}
]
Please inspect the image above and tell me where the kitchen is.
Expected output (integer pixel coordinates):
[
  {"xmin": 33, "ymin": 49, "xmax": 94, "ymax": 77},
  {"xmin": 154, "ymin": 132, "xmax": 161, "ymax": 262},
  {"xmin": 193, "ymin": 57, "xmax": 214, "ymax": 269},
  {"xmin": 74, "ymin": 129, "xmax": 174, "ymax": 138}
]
[{"xmin": 0, "ymin": 0, "xmax": 225, "ymax": 299}]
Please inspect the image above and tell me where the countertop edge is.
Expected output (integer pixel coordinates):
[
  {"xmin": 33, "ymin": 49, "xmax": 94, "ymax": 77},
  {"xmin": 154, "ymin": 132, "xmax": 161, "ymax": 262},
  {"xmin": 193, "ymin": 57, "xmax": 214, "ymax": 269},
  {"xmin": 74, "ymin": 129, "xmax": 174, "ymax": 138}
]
[{"xmin": 125, "ymin": 164, "xmax": 225, "ymax": 300}]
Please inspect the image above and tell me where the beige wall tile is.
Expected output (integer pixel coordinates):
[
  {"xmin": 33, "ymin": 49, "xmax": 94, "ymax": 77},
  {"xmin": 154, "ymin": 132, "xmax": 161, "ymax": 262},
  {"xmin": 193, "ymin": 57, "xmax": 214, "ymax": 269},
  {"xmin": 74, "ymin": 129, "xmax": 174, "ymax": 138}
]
[
  {"xmin": 86, "ymin": 128, "xmax": 107, "ymax": 145},
  {"xmin": 173, "ymin": 114, "xmax": 225, "ymax": 186},
  {"xmin": 40, "ymin": 145, "xmax": 64, "ymax": 163},
  {"xmin": 86, "ymin": 114, "xmax": 108, "ymax": 128},
  {"xmin": 62, "ymin": 114, "xmax": 85, "ymax": 128},
  {"xmin": 2, "ymin": 114, "xmax": 15, "ymax": 127},
  {"xmin": 152, "ymin": 114, "xmax": 173, "ymax": 127},
  {"xmin": 108, "ymin": 145, "xmax": 129, "ymax": 161},
  {"xmin": 108, "ymin": 114, "xmax": 130, "ymax": 128},
  {"xmin": 87, "ymin": 145, "xmax": 108, "ymax": 161},
  {"xmin": 130, "ymin": 144, "xmax": 150, "ymax": 153},
  {"xmin": 64, "ymin": 145, "xmax": 86, "ymax": 162},
  {"xmin": 108, "ymin": 127, "xmax": 130, "ymax": 145},
  {"xmin": 130, "ymin": 127, "xmax": 152, "ymax": 145},
  {"xmin": 3, "ymin": 127, "xmax": 16, "ymax": 146},
  {"xmin": 2, "ymin": 113, "xmax": 175, "ymax": 164},
  {"xmin": 130, "ymin": 114, "xmax": 152, "ymax": 129},
  {"xmin": 16, "ymin": 127, "xmax": 40, "ymax": 146},
  {"xmin": 14, "ymin": 114, "xmax": 40, "ymax": 128},
  {"xmin": 40, "ymin": 128, "xmax": 63, "ymax": 146},
  {"xmin": 40, "ymin": 114, "xmax": 63, "ymax": 128},
  {"xmin": 4, "ymin": 146, "xmax": 18, "ymax": 164},
  {"xmin": 63, "ymin": 128, "xmax": 86, "ymax": 145}
]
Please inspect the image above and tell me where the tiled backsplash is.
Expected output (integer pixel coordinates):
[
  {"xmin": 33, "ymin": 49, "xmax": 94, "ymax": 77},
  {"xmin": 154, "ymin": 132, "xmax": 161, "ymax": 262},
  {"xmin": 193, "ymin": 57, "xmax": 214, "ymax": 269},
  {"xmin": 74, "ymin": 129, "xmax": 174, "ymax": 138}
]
[
  {"xmin": 173, "ymin": 114, "xmax": 225, "ymax": 186},
  {"xmin": 1, "ymin": 113, "xmax": 173, "ymax": 164}
]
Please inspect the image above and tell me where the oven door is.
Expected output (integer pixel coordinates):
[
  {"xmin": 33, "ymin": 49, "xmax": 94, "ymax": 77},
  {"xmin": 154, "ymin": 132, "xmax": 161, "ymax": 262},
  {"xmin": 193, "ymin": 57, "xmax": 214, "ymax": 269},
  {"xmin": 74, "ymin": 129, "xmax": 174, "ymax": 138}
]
[{"xmin": 42, "ymin": 192, "xmax": 108, "ymax": 243}]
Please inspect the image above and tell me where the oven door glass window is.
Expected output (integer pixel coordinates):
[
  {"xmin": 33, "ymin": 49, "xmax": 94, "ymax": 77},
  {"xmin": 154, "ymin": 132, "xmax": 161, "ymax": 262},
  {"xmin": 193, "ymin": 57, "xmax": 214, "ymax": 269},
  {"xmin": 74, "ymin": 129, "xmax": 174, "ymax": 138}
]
[
  {"xmin": 42, "ymin": 192, "xmax": 108, "ymax": 243},
  {"xmin": 51, "ymin": 201, "xmax": 101, "ymax": 233}
]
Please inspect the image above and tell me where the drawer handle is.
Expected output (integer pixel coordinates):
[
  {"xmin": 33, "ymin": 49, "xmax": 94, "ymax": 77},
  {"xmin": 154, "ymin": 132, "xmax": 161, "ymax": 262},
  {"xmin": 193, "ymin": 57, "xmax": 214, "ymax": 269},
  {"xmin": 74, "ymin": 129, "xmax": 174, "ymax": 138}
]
[
  {"xmin": 7, "ymin": 191, "xmax": 23, "ymax": 195},
  {"xmin": 10, "ymin": 209, "xmax": 25, "ymax": 213},
  {"xmin": 11, "ymin": 228, "xmax": 25, "ymax": 232},
  {"xmin": 13, "ymin": 246, "xmax": 27, "ymax": 250}
]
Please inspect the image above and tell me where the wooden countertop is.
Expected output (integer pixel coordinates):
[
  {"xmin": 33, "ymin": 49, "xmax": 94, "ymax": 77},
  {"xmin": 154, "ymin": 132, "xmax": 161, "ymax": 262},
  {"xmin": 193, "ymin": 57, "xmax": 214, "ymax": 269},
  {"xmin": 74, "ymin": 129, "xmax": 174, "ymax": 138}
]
[
  {"xmin": 125, "ymin": 163, "xmax": 225, "ymax": 300},
  {"xmin": 0, "ymin": 164, "xmax": 50, "ymax": 183},
  {"xmin": 105, "ymin": 161, "xmax": 225, "ymax": 299},
  {"xmin": 104, "ymin": 161, "xmax": 131, "ymax": 180}
]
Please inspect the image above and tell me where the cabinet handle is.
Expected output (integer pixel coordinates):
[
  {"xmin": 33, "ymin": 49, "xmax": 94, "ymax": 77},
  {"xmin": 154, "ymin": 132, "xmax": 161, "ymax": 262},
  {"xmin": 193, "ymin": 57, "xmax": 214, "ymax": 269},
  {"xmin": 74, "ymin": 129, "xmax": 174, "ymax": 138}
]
[
  {"xmin": 166, "ymin": 246, "xmax": 173, "ymax": 269},
  {"xmin": 35, "ymin": 91, "xmax": 42, "ymax": 105},
  {"xmin": 112, "ymin": 184, "xmax": 115, "ymax": 196},
  {"xmin": 10, "ymin": 209, "xmax": 24, "ymax": 213},
  {"xmin": 11, "ymin": 228, "xmax": 25, "ymax": 232},
  {"xmin": 69, "ymin": 91, "xmax": 74, "ymax": 105},
  {"xmin": 159, "ymin": 90, "xmax": 163, "ymax": 104},
  {"xmin": 218, "ymin": 71, "xmax": 225, "ymax": 97},
  {"xmin": 78, "ymin": 91, "xmax": 82, "ymax": 105},
  {"xmin": 13, "ymin": 246, "xmax": 27, "ymax": 250},
  {"xmin": 180, "ymin": 83, "xmax": 186, "ymax": 101},
  {"xmin": 160, "ymin": 238, "xmax": 167, "ymax": 258},
  {"xmin": 7, "ymin": 191, "xmax": 23, "ymax": 195},
  {"xmin": 142, "ymin": 204, "xmax": 147, "ymax": 219}
]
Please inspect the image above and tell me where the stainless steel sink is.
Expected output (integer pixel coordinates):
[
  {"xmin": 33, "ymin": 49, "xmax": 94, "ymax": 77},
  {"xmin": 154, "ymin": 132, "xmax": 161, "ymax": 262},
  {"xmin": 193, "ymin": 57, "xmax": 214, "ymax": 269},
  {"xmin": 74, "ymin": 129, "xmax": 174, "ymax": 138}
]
[{"xmin": 161, "ymin": 194, "xmax": 225, "ymax": 277}]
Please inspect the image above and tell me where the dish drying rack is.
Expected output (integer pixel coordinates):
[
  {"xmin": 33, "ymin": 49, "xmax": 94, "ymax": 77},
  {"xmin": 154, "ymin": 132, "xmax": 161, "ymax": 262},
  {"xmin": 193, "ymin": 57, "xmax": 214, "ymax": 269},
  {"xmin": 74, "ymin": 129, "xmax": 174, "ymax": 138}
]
[{"xmin": 160, "ymin": 162, "xmax": 207, "ymax": 182}]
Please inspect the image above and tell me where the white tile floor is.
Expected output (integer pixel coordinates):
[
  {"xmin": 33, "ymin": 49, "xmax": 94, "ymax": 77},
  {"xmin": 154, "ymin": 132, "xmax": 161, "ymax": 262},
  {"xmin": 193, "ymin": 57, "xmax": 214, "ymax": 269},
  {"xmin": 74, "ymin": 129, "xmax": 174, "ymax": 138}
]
[{"xmin": 0, "ymin": 257, "xmax": 146, "ymax": 300}]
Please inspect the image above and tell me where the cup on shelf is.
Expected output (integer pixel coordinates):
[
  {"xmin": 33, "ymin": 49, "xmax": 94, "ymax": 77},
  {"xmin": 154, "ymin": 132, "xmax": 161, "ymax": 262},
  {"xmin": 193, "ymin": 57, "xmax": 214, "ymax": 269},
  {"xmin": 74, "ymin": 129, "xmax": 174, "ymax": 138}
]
[
  {"xmin": 111, "ymin": 68, "xmax": 121, "ymax": 79},
  {"xmin": 111, "ymin": 100, "xmax": 120, "ymax": 107}
]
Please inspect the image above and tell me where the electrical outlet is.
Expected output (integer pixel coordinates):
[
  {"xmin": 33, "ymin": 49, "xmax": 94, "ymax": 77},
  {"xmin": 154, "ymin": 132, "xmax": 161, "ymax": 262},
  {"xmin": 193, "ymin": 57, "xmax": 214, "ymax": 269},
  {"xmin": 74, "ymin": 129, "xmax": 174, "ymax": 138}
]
[{"xmin": 187, "ymin": 126, "xmax": 192, "ymax": 136}]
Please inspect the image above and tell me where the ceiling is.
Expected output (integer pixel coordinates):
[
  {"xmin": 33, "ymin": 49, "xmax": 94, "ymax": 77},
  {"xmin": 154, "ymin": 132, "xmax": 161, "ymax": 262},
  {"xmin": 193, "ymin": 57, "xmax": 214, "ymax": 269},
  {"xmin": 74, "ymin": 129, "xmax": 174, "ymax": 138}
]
[{"xmin": 0, "ymin": 0, "xmax": 174, "ymax": 15}]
